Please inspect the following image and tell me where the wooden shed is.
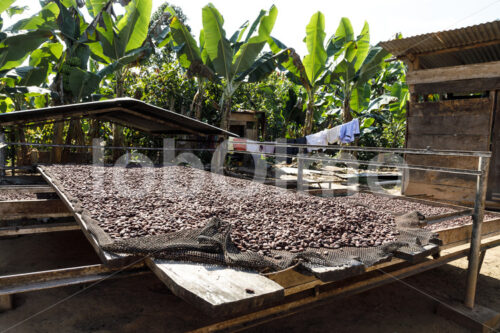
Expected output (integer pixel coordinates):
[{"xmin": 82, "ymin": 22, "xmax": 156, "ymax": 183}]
[
  {"xmin": 229, "ymin": 110, "xmax": 265, "ymax": 141},
  {"xmin": 380, "ymin": 21, "xmax": 500, "ymax": 209}
]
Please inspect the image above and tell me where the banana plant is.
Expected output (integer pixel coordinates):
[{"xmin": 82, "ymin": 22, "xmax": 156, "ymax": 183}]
[
  {"xmin": 87, "ymin": 0, "xmax": 154, "ymax": 156},
  {"xmin": 203, "ymin": 4, "xmax": 281, "ymax": 131},
  {"xmin": 267, "ymin": 11, "xmax": 334, "ymax": 136},
  {"xmin": 163, "ymin": 6, "xmax": 216, "ymax": 120},
  {"xmin": 268, "ymin": 15, "xmax": 389, "ymax": 135},
  {"xmin": 164, "ymin": 3, "xmax": 280, "ymax": 130},
  {"xmin": 325, "ymin": 18, "xmax": 390, "ymax": 123}
]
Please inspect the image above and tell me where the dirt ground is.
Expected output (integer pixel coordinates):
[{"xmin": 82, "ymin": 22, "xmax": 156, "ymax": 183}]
[{"xmin": 0, "ymin": 230, "xmax": 499, "ymax": 333}]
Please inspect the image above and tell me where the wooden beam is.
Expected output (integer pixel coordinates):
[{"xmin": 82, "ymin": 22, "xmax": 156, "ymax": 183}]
[
  {"xmin": 407, "ymin": 61, "xmax": 500, "ymax": 85},
  {"xmin": 0, "ymin": 222, "xmax": 79, "ymax": 236},
  {"xmin": 0, "ymin": 199, "xmax": 72, "ymax": 221},
  {"xmin": 411, "ymin": 77, "xmax": 500, "ymax": 95},
  {"xmin": 147, "ymin": 259, "xmax": 284, "ymax": 316},
  {"xmin": 0, "ymin": 175, "xmax": 45, "ymax": 185},
  {"xmin": 117, "ymin": 107, "xmax": 206, "ymax": 137},
  {"xmin": 0, "ymin": 185, "xmax": 54, "ymax": 193}
]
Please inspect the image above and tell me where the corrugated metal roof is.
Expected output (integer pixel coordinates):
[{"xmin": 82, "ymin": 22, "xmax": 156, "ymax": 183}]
[
  {"xmin": 379, "ymin": 20, "xmax": 500, "ymax": 69},
  {"xmin": 0, "ymin": 98, "xmax": 237, "ymax": 137}
]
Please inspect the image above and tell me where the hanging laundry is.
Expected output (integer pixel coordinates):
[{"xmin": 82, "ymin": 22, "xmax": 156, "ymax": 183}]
[
  {"xmin": 326, "ymin": 125, "xmax": 341, "ymax": 144},
  {"xmin": 260, "ymin": 144, "xmax": 275, "ymax": 154},
  {"xmin": 232, "ymin": 138, "xmax": 247, "ymax": 151},
  {"xmin": 339, "ymin": 119, "xmax": 360, "ymax": 144},
  {"xmin": 306, "ymin": 130, "xmax": 328, "ymax": 152},
  {"xmin": 246, "ymin": 141, "xmax": 260, "ymax": 153}
]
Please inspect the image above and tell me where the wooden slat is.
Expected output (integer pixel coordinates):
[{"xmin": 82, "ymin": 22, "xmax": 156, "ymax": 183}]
[
  {"xmin": 0, "ymin": 222, "xmax": 79, "ymax": 236},
  {"xmin": 406, "ymin": 134, "xmax": 489, "ymax": 151},
  {"xmin": 0, "ymin": 175, "xmax": 45, "ymax": 185},
  {"xmin": 309, "ymin": 260, "xmax": 365, "ymax": 282},
  {"xmin": 404, "ymin": 181, "xmax": 476, "ymax": 203},
  {"xmin": 438, "ymin": 217, "xmax": 500, "ymax": 248},
  {"xmin": 409, "ymin": 98, "xmax": 490, "ymax": 117},
  {"xmin": 147, "ymin": 259, "xmax": 284, "ymax": 316},
  {"xmin": 394, "ymin": 243, "xmax": 440, "ymax": 264},
  {"xmin": 0, "ymin": 185, "xmax": 54, "ymax": 193},
  {"xmin": 406, "ymin": 155, "xmax": 477, "ymax": 171},
  {"xmin": 406, "ymin": 61, "xmax": 500, "ymax": 84},
  {"xmin": 411, "ymin": 77, "xmax": 500, "ymax": 95},
  {"xmin": 0, "ymin": 199, "xmax": 72, "ymax": 221},
  {"xmin": 407, "ymin": 114, "xmax": 490, "ymax": 136}
]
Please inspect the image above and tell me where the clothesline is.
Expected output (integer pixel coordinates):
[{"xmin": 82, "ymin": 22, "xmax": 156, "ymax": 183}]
[{"xmin": 229, "ymin": 118, "xmax": 360, "ymax": 156}]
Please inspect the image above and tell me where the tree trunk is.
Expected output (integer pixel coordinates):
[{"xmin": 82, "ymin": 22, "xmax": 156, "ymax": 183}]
[
  {"xmin": 219, "ymin": 96, "xmax": 233, "ymax": 133},
  {"xmin": 16, "ymin": 128, "xmax": 29, "ymax": 166},
  {"xmin": 64, "ymin": 119, "xmax": 85, "ymax": 154},
  {"xmin": 342, "ymin": 96, "xmax": 353, "ymax": 123},
  {"xmin": 191, "ymin": 87, "xmax": 204, "ymax": 120},
  {"xmin": 302, "ymin": 91, "xmax": 315, "ymax": 136},
  {"xmin": 52, "ymin": 122, "xmax": 64, "ymax": 163},
  {"xmin": 88, "ymin": 119, "xmax": 100, "ymax": 142}
]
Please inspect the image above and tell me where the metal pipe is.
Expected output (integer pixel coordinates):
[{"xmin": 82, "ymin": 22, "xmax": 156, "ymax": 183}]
[
  {"xmin": 3, "ymin": 141, "xmax": 492, "ymax": 157},
  {"xmin": 297, "ymin": 148, "xmax": 305, "ymax": 192},
  {"xmin": 233, "ymin": 150, "xmax": 483, "ymax": 176},
  {"xmin": 464, "ymin": 156, "xmax": 490, "ymax": 308}
]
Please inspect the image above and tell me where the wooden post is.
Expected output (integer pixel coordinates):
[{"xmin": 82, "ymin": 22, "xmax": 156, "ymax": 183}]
[
  {"xmin": 464, "ymin": 156, "xmax": 490, "ymax": 309},
  {"xmin": 297, "ymin": 148, "xmax": 305, "ymax": 192},
  {"xmin": 163, "ymin": 138, "xmax": 175, "ymax": 166},
  {"xmin": 211, "ymin": 139, "xmax": 227, "ymax": 175},
  {"xmin": 92, "ymin": 138, "xmax": 104, "ymax": 193},
  {"xmin": 276, "ymin": 138, "xmax": 287, "ymax": 189},
  {"xmin": 0, "ymin": 294, "xmax": 13, "ymax": 312},
  {"xmin": 0, "ymin": 131, "xmax": 5, "ymax": 177}
]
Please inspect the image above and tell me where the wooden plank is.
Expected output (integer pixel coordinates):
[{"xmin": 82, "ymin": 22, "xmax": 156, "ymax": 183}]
[
  {"xmin": 407, "ymin": 114, "xmax": 490, "ymax": 136},
  {"xmin": 0, "ymin": 175, "xmax": 45, "ymax": 185},
  {"xmin": 411, "ymin": 77, "xmax": 500, "ymax": 95},
  {"xmin": 487, "ymin": 91, "xmax": 500, "ymax": 199},
  {"xmin": 409, "ymin": 98, "xmax": 490, "ymax": 117},
  {"xmin": 404, "ymin": 181, "xmax": 476, "ymax": 203},
  {"xmin": 0, "ymin": 199, "xmax": 72, "ymax": 221},
  {"xmin": 408, "ymin": 170, "xmax": 476, "ymax": 187},
  {"xmin": 0, "ymin": 222, "xmax": 80, "ymax": 236},
  {"xmin": 438, "ymin": 217, "xmax": 500, "ymax": 248},
  {"xmin": 147, "ymin": 259, "xmax": 284, "ymax": 316},
  {"xmin": 407, "ymin": 133, "xmax": 489, "ymax": 151},
  {"xmin": 309, "ymin": 260, "xmax": 366, "ymax": 282},
  {"xmin": 406, "ymin": 155, "xmax": 477, "ymax": 170},
  {"xmin": 406, "ymin": 61, "xmax": 500, "ymax": 85},
  {"xmin": 394, "ymin": 243, "xmax": 440, "ymax": 264},
  {"xmin": 0, "ymin": 185, "xmax": 54, "ymax": 193}
]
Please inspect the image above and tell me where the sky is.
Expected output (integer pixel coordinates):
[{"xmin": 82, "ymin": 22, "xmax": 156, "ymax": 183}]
[{"xmin": 3, "ymin": 0, "xmax": 500, "ymax": 56}]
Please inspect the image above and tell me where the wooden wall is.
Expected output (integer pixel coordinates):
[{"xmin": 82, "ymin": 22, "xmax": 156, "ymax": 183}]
[
  {"xmin": 487, "ymin": 91, "xmax": 500, "ymax": 201},
  {"xmin": 404, "ymin": 97, "xmax": 493, "ymax": 205}
]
